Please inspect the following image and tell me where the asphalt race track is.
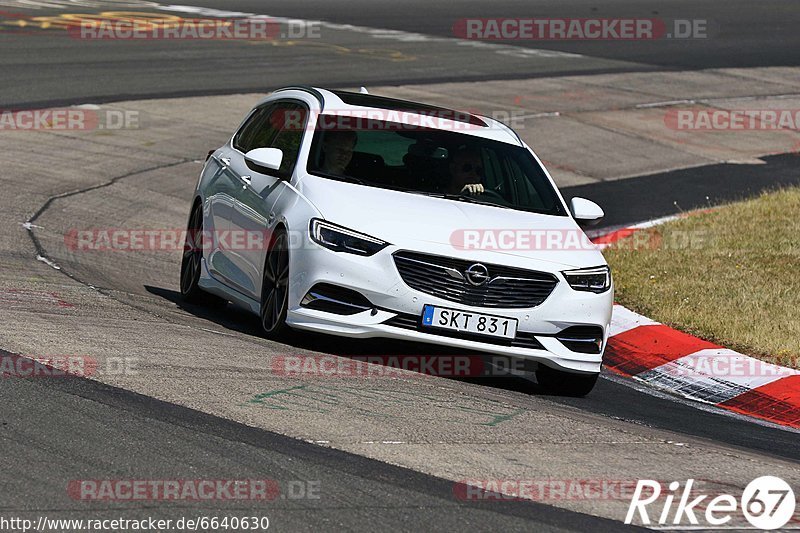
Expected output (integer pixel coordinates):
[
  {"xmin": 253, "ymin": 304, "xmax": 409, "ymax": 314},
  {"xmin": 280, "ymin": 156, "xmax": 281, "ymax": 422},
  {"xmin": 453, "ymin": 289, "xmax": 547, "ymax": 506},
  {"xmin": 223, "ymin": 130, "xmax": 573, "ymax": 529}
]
[
  {"xmin": 2, "ymin": 0, "xmax": 799, "ymax": 107},
  {"xmin": 1, "ymin": 0, "xmax": 799, "ymax": 531},
  {"xmin": 4, "ymin": 366, "xmax": 627, "ymax": 532}
]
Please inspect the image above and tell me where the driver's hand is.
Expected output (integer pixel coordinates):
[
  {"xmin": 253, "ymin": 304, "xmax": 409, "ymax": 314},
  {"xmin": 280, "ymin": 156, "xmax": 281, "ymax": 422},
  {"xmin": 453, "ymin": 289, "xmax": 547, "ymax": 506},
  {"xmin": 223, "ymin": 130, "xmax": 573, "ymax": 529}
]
[{"xmin": 460, "ymin": 183, "xmax": 484, "ymax": 195}]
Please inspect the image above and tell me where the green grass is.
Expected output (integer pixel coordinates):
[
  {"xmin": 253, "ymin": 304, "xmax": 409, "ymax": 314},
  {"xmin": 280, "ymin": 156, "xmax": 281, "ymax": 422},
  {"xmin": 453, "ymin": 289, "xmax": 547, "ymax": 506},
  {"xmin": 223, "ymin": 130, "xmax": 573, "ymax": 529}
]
[{"xmin": 604, "ymin": 187, "xmax": 800, "ymax": 367}]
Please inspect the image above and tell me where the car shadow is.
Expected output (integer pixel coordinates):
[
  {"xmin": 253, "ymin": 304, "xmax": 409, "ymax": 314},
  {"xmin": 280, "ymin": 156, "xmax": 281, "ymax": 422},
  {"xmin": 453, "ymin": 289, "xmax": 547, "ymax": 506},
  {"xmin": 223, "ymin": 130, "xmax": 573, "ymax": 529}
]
[{"xmin": 145, "ymin": 285, "xmax": 545, "ymax": 395}]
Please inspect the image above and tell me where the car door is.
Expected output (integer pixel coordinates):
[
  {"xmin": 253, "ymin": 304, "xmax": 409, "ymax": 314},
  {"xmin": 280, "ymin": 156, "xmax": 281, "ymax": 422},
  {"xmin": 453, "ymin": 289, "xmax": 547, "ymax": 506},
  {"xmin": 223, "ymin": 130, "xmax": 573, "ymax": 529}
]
[
  {"xmin": 204, "ymin": 104, "xmax": 274, "ymax": 290},
  {"xmin": 198, "ymin": 153, "xmax": 233, "ymax": 283},
  {"xmin": 228, "ymin": 101, "xmax": 308, "ymax": 299}
]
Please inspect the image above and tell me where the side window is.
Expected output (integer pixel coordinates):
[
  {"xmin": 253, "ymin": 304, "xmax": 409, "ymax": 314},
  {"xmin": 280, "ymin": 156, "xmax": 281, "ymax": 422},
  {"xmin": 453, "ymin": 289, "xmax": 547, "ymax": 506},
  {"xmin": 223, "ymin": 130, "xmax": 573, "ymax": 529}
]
[
  {"xmin": 267, "ymin": 103, "xmax": 308, "ymax": 179},
  {"xmin": 506, "ymin": 155, "xmax": 549, "ymax": 210},
  {"xmin": 482, "ymin": 148, "xmax": 504, "ymax": 192},
  {"xmin": 233, "ymin": 104, "xmax": 275, "ymax": 153},
  {"xmin": 236, "ymin": 101, "xmax": 308, "ymax": 179}
]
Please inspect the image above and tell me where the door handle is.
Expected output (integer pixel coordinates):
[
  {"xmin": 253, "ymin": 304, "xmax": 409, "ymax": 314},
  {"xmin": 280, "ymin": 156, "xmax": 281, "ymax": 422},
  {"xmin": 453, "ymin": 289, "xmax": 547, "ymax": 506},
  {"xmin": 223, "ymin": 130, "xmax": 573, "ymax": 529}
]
[
  {"xmin": 220, "ymin": 157, "xmax": 231, "ymax": 167},
  {"xmin": 241, "ymin": 175, "xmax": 252, "ymax": 187}
]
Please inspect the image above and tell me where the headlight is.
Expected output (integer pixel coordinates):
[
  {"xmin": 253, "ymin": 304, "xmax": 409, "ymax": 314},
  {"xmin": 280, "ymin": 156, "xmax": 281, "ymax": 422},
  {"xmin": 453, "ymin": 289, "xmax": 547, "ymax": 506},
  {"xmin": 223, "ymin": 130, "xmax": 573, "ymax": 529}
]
[
  {"xmin": 310, "ymin": 219, "xmax": 389, "ymax": 256},
  {"xmin": 562, "ymin": 265, "xmax": 611, "ymax": 293}
]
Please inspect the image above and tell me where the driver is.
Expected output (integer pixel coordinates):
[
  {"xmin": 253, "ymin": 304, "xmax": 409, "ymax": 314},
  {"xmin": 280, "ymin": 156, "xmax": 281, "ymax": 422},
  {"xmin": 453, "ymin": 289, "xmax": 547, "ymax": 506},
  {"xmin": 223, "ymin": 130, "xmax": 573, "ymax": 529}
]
[{"xmin": 446, "ymin": 146, "xmax": 485, "ymax": 195}]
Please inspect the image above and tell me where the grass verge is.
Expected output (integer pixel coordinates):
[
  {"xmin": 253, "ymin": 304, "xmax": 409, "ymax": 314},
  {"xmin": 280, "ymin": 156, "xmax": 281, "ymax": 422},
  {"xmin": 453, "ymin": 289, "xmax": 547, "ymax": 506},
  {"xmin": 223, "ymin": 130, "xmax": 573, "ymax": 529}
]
[{"xmin": 603, "ymin": 187, "xmax": 800, "ymax": 368}]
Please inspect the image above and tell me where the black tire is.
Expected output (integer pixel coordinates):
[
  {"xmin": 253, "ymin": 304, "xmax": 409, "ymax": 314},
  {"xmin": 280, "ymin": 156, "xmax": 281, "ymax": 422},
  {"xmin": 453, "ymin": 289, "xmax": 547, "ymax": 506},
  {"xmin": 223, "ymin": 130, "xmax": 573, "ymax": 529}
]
[
  {"xmin": 179, "ymin": 202, "xmax": 226, "ymax": 307},
  {"xmin": 260, "ymin": 228, "xmax": 291, "ymax": 339},
  {"xmin": 536, "ymin": 365, "xmax": 599, "ymax": 397}
]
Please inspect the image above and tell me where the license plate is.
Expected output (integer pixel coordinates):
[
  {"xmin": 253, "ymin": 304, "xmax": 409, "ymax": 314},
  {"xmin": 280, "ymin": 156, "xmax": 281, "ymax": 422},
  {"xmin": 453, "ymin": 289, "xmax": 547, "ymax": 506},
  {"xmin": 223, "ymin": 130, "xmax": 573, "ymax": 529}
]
[{"xmin": 421, "ymin": 305, "xmax": 518, "ymax": 339}]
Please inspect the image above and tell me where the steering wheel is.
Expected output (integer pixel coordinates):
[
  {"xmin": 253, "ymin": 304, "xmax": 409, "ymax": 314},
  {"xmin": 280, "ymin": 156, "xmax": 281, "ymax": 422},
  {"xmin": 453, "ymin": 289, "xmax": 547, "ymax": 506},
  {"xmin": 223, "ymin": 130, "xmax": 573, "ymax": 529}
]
[{"xmin": 477, "ymin": 188, "xmax": 506, "ymax": 203}]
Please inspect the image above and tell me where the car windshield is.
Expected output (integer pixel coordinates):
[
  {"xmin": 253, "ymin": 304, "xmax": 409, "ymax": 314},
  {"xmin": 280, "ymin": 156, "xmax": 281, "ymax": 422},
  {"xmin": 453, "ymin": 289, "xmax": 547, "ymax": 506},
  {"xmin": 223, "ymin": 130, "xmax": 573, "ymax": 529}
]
[{"xmin": 306, "ymin": 115, "xmax": 567, "ymax": 216}]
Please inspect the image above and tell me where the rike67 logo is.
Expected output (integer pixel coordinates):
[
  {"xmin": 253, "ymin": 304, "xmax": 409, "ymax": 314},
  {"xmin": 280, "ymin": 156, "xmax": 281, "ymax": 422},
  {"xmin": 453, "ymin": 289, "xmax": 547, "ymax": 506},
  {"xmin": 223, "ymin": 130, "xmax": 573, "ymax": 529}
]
[{"xmin": 626, "ymin": 476, "xmax": 796, "ymax": 530}]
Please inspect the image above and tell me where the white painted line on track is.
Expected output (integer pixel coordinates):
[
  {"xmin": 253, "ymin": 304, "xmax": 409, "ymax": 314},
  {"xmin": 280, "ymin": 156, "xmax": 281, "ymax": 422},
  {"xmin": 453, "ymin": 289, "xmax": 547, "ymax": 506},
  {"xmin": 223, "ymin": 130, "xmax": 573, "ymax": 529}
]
[{"xmin": 154, "ymin": 3, "xmax": 585, "ymax": 60}]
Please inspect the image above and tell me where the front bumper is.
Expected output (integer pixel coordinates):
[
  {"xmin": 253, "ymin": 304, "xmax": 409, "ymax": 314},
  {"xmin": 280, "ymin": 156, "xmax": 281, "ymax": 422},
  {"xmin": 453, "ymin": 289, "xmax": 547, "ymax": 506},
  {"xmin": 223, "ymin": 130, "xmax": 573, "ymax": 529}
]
[{"xmin": 287, "ymin": 240, "xmax": 613, "ymax": 374}]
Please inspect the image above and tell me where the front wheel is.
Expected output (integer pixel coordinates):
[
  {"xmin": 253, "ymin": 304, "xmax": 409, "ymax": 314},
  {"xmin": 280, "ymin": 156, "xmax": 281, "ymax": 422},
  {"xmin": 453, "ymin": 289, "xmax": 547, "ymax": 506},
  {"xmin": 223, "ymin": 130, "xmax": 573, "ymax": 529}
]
[
  {"xmin": 536, "ymin": 365, "xmax": 599, "ymax": 397},
  {"xmin": 260, "ymin": 229, "xmax": 291, "ymax": 339}
]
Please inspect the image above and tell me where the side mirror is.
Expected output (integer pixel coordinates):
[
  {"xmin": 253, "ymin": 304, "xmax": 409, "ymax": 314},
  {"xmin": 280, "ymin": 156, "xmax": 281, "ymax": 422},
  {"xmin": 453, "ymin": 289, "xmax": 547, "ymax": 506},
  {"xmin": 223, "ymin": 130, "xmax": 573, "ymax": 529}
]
[
  {"xmin": 245, "ymin": 148, "xmax": 283, "ymax": 174},
  {"xmin": 570, "ymin": 197, "xmax": 604, "ymax": 226}
]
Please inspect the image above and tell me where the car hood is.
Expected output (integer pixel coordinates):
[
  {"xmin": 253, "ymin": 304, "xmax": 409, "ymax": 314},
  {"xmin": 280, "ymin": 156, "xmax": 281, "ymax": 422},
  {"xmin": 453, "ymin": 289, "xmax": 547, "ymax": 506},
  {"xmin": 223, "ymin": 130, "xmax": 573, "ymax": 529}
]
[{"xmin": 299, "ymin": 175, "xmax": 605, "ymax": 270}]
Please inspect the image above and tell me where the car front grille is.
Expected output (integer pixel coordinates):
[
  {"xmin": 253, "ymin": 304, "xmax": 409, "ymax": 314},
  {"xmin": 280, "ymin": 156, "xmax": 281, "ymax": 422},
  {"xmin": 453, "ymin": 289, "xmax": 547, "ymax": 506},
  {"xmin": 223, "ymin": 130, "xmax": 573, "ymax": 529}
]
[{"xmin": 392, "ymin": 251, "xmax": 558, "ymax": 309}]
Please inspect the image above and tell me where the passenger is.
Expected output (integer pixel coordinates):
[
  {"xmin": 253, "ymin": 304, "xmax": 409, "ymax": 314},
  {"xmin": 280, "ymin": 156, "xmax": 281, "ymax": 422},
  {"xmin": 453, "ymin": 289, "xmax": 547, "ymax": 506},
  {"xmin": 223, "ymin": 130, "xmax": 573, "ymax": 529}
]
[{"xmin": 320, "ymin": 129, "xmax": 358, "ymax": 175}]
